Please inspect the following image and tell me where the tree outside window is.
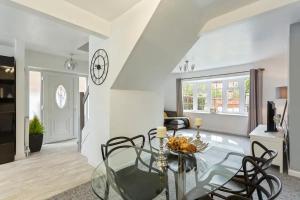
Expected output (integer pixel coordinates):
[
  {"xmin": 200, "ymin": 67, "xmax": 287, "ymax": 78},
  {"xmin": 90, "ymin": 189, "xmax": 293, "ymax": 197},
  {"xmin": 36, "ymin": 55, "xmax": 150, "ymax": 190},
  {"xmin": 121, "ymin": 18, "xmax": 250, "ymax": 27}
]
[
  {"xmin": 211, "ymin": 81, "xmax": 223, "ymax": 112},
  {"xmin": 227, "ymin": 81, "xmax": 240, "ymax": 113},
  {"xmin": 182, "ymin": 83, "xmax": 194, "ymax": 110},
  {"xmin": 197, "ymin": 83, "xmax": 207, "ymax": 111}
]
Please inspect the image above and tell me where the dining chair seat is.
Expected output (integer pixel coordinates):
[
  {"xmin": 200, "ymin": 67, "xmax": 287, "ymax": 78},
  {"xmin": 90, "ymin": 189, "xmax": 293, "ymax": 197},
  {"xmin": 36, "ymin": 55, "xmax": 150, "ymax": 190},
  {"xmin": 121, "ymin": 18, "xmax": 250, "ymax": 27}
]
[
  {"xmin": 214, "ymin": 176, "xmax": 247, "ymax": 196},
  {"xmin": 114, "ymin": 165, "xmax": 166, "ymax": 200}
]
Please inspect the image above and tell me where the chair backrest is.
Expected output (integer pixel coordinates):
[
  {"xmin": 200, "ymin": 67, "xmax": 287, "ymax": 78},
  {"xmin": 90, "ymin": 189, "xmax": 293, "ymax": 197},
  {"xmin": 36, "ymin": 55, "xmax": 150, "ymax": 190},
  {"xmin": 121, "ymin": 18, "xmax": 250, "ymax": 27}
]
[
  {"xmin": 251, "ymin": 141, "xmax": 278, "ymax": 170},
  {"xmin": 242, "ymin": 156, "xmax": 282, "ymax": 200},
  {"xmin": 101, "ymin": 135, "xmax": 145, "ymax": 160},
  {"xmin": 147, "ymin": 128, "xmax": 157, "ymax": 142}
]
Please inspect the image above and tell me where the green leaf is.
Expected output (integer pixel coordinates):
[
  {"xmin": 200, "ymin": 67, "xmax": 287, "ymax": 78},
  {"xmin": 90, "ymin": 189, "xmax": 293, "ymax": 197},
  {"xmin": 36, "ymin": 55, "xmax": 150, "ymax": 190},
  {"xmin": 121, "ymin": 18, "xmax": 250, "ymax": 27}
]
[{"xmin": 29, "ymin": 116, "xmax": 44, "ymax": 135}]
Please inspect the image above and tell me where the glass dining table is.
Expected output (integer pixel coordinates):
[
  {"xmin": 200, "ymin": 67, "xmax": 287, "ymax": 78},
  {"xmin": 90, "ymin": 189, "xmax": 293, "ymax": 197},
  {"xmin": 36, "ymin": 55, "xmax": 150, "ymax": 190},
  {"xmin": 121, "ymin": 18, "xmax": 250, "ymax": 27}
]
[{"xmin": 92, "ymin": 137, "xmax": 245, "ymax": 200}]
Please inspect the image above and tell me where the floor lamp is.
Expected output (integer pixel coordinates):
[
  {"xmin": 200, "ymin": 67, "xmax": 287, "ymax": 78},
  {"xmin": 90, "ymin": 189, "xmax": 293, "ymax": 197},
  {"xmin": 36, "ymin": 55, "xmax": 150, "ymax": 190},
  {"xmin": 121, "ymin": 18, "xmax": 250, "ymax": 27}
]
[{"xmin": 276, "ymin": 86, "xmax": 288, "ymax": 127}]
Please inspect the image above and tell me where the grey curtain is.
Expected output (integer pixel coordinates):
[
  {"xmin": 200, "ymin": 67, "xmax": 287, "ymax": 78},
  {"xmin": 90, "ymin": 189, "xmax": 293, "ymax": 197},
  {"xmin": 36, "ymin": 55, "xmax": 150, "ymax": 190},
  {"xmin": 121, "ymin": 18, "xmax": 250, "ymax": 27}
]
[
  {"xmin": 176, "ymin": 78, "xmax": 183, "ymax": 117},
  {"xmin": 247, "ymin": 69, "xmax": 263, "ymax": 134}
]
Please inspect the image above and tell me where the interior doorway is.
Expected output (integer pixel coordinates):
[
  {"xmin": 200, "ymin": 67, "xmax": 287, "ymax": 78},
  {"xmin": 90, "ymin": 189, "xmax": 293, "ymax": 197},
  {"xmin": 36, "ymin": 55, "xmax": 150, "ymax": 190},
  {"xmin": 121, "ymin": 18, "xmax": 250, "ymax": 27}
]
[{"xmin": 29, "ymin": 70, "xmax": 87, "ymax": 144}]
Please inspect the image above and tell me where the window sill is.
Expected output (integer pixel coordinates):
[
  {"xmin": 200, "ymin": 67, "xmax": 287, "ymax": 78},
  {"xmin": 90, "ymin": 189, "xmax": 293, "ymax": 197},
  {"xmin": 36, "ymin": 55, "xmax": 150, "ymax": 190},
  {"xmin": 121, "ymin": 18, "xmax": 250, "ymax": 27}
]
[{"xmin": 183, "ymin": 110, "xmax": 248, "ymax": 117}]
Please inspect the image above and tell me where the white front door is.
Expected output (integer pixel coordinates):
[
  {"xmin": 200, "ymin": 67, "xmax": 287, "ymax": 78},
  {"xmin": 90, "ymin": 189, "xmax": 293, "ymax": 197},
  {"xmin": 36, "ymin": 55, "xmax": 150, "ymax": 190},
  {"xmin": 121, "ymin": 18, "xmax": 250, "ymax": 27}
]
[{"xmin": 43, "ymin": 72, "xmax": 75, "ymax": 143}]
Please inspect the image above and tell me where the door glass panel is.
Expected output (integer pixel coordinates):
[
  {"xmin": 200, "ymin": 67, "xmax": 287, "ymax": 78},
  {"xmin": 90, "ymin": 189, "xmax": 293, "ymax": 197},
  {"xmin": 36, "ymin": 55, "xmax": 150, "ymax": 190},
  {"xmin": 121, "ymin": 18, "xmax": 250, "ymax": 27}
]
[
  {"xmin": 56, "ymin": 85, "xmax": 67, "ymax": 109},
  {"xmin": 29, "ymin": 71, "xmax": 41, "ymax": 119}
]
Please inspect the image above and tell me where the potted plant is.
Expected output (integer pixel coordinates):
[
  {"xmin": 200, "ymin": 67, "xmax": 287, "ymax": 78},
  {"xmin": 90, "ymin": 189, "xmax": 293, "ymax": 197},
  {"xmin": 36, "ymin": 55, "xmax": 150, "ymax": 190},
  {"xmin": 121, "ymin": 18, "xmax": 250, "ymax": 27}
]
[{"xmin": 29, "ymin": 116, "xmax": 44, "ymax": 153}]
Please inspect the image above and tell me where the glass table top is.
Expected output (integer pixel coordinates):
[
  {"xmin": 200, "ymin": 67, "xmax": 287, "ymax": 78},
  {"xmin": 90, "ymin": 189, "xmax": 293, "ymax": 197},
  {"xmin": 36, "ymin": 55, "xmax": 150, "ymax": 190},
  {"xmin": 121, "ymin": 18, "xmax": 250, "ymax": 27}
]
[{"xmin": 92, "ymin": 138, "xmax": 244, "ymax": 200}]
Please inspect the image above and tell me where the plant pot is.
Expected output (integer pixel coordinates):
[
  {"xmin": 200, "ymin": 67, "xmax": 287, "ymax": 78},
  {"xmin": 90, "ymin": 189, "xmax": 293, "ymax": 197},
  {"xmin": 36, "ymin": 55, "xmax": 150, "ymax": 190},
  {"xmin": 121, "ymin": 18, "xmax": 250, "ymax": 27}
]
[{"xmin": 29, "ymin": 134, "xmax": 43, "ymax": 153}]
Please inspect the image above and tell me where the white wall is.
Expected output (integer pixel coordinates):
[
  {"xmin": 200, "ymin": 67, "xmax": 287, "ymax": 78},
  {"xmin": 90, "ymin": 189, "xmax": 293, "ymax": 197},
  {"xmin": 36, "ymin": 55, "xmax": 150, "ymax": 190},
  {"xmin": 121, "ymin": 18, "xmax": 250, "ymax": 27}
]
[
  {"xmin": 187, "ymin": 112, "xmax": 248, "ymax": 135},
  {"xmin": 110, "ymin": 90, "xmax": 163, "ymax": 138},
  {"xmin": 15, "ymin": 39, "xmax": 26, "ymax": 160},
  {"xmin": 0, "ymin": 45, "xmax": 14, "ymax": 57},
  {"xmin": 163, "ymin": 54, "xmax": 288, "ymax": 136},
  {"xmin": 81, "ymin": 0, "xmax": 161, "ymax": 167}
]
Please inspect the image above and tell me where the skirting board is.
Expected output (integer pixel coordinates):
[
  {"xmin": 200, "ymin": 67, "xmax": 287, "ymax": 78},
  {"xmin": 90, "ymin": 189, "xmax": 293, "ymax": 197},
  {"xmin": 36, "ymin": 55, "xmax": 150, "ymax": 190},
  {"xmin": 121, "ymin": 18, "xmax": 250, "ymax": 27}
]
[{"xmin": 288, "ymin": 168, "xmax": 300, "ymax": 178}]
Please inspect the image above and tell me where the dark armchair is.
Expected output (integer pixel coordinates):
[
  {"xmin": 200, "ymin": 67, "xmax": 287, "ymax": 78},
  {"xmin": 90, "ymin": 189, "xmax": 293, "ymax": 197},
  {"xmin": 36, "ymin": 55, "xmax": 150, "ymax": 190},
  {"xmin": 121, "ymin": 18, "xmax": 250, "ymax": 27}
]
[{"xmin": 164, "ymin": 111, "xmax": 190, "ymax": 135}]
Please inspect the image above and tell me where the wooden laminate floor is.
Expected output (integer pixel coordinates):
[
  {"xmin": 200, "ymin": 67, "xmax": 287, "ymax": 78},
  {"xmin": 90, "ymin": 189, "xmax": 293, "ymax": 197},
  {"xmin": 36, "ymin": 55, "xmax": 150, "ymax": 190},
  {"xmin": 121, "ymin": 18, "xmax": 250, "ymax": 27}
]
[{"xmin": 0, "ymin": 140, "xmax": 94, "ymax": 200}]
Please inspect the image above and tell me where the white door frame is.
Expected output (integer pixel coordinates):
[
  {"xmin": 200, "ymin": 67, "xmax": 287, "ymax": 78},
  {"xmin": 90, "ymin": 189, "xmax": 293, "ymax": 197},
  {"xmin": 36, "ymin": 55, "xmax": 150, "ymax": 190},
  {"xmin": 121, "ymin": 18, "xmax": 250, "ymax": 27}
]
[{"xmin": 27, "ymin": 67, "xmax": 86, "ymax": 144}]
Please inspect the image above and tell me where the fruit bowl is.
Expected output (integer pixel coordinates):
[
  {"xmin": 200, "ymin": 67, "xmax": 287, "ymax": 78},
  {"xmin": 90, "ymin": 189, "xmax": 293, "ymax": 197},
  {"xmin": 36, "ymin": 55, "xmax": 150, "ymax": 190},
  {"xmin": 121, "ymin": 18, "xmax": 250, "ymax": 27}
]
[{"xmin": 166, "ymin": 136, "xmax": 197, "ymax": 154}]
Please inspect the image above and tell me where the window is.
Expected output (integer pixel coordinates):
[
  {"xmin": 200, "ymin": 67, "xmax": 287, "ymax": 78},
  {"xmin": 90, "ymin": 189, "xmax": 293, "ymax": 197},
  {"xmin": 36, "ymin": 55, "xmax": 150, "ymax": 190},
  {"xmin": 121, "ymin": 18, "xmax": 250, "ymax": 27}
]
[
  {"xmin": 227, "ymin": 81, "xmax": 240, "ymax": 113},
  {"xmin": 182, "ymin": 75, "xmax": 249, "ymax": 115},
  {"xmin": 197, "ymin": 83, "xmax": 208, "ymax": 111},
  {"xmin": 182, "ymin": 82, "xmax": 194, "ymax": 110},
  {"xmin": 211, "ymin": 81, "xmax": 223, "ymax": 112}
]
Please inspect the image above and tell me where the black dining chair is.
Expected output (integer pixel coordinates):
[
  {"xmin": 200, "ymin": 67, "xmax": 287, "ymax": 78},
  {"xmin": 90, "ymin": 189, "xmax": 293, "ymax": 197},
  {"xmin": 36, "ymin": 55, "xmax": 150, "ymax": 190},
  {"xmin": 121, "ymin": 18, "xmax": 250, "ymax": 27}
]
[
  {"xmin": 212, "ymin": 155, "xmax": 282, "ymax": 200},
  {"xmin": 225, "ymin": 172, "xmax": 282, "ymax": 200},
  {"xmin": 211, "ymin": 141, "xmax": 278, "ymax": 198},
  {"xmin": 101, "ymin": 135, "xmax": 167, "ymax": 200}
]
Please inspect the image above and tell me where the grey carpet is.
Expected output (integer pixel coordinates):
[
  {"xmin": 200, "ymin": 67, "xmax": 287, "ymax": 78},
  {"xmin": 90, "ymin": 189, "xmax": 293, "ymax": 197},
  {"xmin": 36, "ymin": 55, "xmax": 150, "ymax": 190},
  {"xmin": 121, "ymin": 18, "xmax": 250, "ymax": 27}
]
[
  {"xmin": 47, "ymin": 182, "xmax": 98, "ymax": 200},
  {"xmin": 48, "ymin": 167, "xmax": 300, "ymax": 200}
]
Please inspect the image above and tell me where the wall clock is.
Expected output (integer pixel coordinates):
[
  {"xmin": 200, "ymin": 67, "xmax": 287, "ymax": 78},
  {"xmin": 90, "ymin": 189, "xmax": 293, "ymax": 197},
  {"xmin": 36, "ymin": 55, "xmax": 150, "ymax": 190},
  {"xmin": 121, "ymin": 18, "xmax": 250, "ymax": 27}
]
[{"xmin": 90, "ymin": 49, "xmax": 109, "ymax": 85}]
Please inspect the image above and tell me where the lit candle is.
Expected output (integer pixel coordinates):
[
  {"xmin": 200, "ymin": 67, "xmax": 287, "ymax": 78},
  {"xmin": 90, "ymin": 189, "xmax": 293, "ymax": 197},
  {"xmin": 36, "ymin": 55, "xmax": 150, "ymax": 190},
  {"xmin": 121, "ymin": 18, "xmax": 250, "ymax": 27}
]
[
  {"xmin": 157, "ymin": 126, "xmax": 167, "ymax": 138},
  {"xmin": 194, "ymin": 118, "xmax": 203, "ymax": 127}
]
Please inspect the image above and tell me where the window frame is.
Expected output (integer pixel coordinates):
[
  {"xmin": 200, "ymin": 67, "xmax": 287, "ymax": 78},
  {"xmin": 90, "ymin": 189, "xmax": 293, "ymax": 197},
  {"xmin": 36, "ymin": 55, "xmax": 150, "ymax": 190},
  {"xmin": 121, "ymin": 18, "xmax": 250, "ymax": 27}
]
[
  {"xmin": 182, "ymin": 82, "xmax": 194, "ymax": 111},
  {"xmin": 182, "ymin": 75, "xmax": 249, "ymax": 116}
]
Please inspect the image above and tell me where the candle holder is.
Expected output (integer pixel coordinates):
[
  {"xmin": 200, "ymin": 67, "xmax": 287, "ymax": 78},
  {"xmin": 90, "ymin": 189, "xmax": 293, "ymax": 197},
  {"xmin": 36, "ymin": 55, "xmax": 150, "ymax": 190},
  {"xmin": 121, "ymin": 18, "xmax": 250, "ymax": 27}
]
[
  {"xmin": 156, "ymin": 137, "xmax": 168, "ymax": 170},
  {"xmin": 192, "ymin": 126, "xmax": 208, "ymax": 151},
  {"xmin": 193, "ymin": 125, "xmax": 203, "ymax": 145}
]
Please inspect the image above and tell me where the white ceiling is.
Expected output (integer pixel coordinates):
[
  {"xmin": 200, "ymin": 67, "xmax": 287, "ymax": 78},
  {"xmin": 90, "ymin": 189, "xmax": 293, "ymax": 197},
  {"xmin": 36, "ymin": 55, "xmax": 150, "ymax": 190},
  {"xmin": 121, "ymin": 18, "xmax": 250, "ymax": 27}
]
[
  {"xmin": 65, "ymin": 0, "xmax": 142, "ymax": 21},
  {"xmin": 173, "ymin": 1, "xmax": 300, "ymax": 73},
  {"xmin": 0, "ymin": 2, "xmax": 89, "ymax": 61}
]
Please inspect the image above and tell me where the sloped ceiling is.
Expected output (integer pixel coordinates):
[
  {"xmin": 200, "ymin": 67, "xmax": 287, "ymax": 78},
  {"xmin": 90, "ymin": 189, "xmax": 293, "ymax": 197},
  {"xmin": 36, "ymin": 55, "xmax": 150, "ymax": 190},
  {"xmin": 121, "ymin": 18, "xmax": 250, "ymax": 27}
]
[
  {"xmin": 65, "ymin": 0, "xmax": 142, "ymax": 21},
  {"xmin": 173, "ymin": 1, "xmax": 300, "ymax": 72},
  {"xmin": 112, "ymin": 0, "xmax": 258, "ymax": 91}
]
